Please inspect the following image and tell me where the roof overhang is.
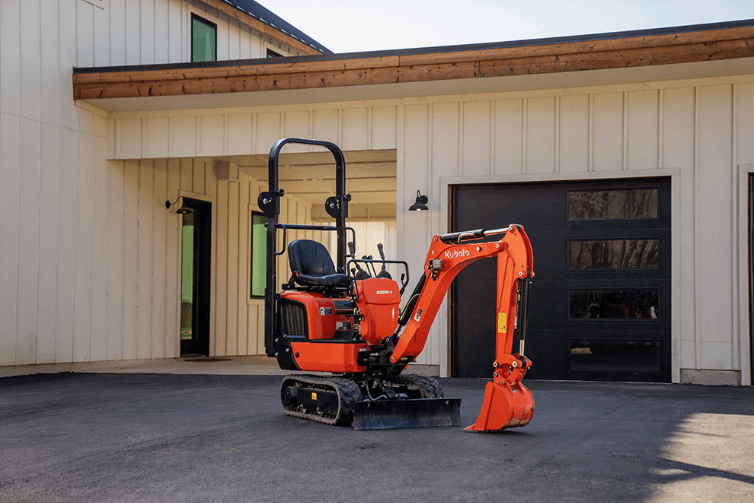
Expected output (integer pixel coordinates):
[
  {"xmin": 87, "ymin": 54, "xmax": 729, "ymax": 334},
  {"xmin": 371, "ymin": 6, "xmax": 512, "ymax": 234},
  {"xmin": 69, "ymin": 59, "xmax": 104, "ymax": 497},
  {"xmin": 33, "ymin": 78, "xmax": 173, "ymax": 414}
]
[
  {"xmin": 196, "ymin": 0, "xmax": 323, "ymax": 55},
  {"xmin": 74, "ymin": 20, "xmax": 754, "ymax": 113}
]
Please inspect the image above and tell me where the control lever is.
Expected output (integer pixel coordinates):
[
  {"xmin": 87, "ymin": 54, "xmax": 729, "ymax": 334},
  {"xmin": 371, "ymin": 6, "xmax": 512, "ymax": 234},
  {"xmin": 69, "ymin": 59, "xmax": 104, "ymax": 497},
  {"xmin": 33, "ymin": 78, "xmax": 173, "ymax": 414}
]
[
  {"xmin": 363, "ymin": 255, "xmax": 377, "ymax": 277},
  {"xmin": 349, "ymin": 241, "xmax": 370, "ymax": 280},
  {"xmin": 376, "ymin": 243, "xmax": 392, "ymax": 279}
]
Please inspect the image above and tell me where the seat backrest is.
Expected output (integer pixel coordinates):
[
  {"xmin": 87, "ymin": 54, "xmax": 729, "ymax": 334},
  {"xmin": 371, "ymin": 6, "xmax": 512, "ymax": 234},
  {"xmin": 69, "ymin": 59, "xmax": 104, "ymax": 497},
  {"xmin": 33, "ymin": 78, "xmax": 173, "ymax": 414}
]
[{"xmin": 288, "ymin": 240, "xmax": 336, "ymax": 277}]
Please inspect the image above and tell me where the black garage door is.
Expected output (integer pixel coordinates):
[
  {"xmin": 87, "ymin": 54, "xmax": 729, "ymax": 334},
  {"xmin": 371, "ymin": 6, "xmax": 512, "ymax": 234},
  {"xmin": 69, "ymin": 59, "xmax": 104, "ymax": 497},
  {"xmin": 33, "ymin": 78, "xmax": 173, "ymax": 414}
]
[{"xmin": 451, "ymin": 178, "xmax": 671, "ymax": 382}]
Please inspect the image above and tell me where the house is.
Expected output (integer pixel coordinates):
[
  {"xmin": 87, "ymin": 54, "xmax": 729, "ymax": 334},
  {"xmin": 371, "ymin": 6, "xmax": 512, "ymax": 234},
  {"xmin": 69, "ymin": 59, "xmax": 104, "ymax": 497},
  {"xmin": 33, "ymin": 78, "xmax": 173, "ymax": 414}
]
[{"xmin": 2, "ymin": 0, "xmax": 753, "ymax": 385}]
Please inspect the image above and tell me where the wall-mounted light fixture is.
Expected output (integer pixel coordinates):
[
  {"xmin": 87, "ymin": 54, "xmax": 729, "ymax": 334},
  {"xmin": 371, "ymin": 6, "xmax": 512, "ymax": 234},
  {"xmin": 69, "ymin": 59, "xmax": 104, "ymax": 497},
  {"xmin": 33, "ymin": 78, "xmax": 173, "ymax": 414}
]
[
  {"xmin": 408, "ymin": 190, "xmax": 429, "ymax": 212},
  {"xmin": 165, "ymin": 196, "xmax": 193, "ymax": 214}
]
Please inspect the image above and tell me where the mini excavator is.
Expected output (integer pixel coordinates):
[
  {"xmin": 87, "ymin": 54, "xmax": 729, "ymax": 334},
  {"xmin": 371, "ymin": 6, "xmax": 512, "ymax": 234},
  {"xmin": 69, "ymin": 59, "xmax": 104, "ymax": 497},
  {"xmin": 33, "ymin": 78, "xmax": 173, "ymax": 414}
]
[{"xmin": 259, "ymin": 138, "xmax": 535, "ymax": 431}]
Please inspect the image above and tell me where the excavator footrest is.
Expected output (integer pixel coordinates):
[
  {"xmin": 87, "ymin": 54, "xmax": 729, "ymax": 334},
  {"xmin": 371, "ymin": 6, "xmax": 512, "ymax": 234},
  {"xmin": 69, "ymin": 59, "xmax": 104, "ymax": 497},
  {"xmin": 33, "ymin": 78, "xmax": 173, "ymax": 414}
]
[{"xmin": 352, "ymin": 398, "xmax": 461, "ymax": 430}]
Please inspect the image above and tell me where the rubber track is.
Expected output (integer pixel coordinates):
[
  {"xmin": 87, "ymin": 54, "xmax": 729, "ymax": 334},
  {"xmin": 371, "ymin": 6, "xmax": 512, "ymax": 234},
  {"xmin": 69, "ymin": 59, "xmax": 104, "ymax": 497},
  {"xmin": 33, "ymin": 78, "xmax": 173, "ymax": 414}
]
[{"xmin": 280, "ymin": 374, "xmax": 362, "ymax": 426}]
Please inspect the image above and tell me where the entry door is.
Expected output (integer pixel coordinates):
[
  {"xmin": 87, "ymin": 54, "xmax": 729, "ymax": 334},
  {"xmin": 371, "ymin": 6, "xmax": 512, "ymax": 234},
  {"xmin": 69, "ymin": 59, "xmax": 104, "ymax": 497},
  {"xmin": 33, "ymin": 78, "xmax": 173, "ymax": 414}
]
[
  {"xmin": 451, "ymin": 178, "xmax": 671, "ymax": 382},
  {"xmin": 180, "ymin": 198, "xmax": 212, "ymax": 356}
]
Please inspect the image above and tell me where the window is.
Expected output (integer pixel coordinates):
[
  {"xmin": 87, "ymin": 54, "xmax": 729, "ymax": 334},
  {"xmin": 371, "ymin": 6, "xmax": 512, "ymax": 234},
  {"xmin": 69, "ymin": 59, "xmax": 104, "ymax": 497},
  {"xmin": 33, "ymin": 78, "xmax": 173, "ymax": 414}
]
[
  {"xmin": 569, "ymin": 340, "xmax": 662, "ymax": 372},
  {"xmin": 250, "ymin": 212, "xmax": 268, "ymax": 297},
  {"xmin": 266, "ymin": 48, "xmax": 284, "ymax": 58},
  {"xmin": 192, "ymin": 14, "xmax": 217, "ymax": 62},
  {"xmin": 568, "ymin": 238, "xmax": 660, "ymax": 270},
  {"xmin": 568, "ymin": 187, "xmax": 659, "ymax": 220},
  {"xmin": 568, "ymin": 289, "xmax": 660, "ymax": 320}
]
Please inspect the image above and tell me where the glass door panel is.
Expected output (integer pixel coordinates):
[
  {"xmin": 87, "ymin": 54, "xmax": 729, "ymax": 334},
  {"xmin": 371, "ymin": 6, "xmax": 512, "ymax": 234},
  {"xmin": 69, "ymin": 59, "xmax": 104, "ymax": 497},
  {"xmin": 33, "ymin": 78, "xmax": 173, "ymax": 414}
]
[{"xmin": 181, "ymin": 212, "xmax": 195, "ymax": 341}]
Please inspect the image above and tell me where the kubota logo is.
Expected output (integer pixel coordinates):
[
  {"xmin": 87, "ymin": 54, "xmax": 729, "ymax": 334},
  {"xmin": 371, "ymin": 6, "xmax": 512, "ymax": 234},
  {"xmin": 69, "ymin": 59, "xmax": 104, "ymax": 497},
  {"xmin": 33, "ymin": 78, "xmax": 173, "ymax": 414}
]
[
  {"xmin": 445, "ymin": 249, "xmax": 470, "ymax": 259},
  {"xmin": 376, "ymin": 290, "xmax": 393, "ymax": 295}
]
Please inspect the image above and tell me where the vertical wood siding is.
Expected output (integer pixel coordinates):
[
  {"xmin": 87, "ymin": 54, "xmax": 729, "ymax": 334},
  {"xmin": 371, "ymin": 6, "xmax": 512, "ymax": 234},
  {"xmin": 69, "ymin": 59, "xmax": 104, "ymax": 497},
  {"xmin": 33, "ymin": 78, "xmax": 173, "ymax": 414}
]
[
  {"xmin": 69, "ymin": 0, "xmax": 306, "ymax": 69},
  {"xmin": 0, "ymin": 0, "xmax": 317, "ymax": 365}
]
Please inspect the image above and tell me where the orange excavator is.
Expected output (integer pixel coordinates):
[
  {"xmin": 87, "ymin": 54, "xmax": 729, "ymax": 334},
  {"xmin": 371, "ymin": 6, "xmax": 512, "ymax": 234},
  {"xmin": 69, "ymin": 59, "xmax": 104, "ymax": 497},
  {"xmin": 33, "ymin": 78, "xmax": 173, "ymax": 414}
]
[{"xmin": 259, "ymin": 138, "xmax": 535, "ymax": 431}]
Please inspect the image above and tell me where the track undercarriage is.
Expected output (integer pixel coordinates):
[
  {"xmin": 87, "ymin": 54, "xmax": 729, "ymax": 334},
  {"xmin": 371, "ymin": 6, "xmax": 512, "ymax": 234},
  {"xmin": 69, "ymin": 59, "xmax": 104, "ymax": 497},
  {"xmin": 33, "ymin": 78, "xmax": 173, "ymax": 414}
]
[{"xmin": 280, "ymin": 374, "xmax": 460, "ymax": 430}]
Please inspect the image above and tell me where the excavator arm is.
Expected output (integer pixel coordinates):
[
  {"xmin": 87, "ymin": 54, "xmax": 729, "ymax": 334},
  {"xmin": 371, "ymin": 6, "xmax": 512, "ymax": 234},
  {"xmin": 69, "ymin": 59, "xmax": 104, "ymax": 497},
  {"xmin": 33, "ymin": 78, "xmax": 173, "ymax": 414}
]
[{"xmin": 390, "ymin": 224, "xmax": 535, "ymax": 432}]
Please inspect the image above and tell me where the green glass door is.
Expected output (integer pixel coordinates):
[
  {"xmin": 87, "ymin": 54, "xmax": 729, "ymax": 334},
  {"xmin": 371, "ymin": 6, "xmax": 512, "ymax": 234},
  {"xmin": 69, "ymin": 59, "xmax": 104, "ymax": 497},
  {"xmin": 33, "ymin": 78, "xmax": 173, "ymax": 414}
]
[{"xmin": 180, "ymin": 198, "xmax": 211, "ymax": 356}]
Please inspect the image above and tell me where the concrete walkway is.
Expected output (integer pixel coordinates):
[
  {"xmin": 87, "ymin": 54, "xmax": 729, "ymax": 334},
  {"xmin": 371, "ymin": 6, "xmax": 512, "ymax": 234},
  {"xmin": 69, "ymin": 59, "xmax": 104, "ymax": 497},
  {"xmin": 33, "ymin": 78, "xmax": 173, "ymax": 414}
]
[
  {"xmin": 0, "ymin": 356, "xmax": 288, "ymax": 378},
  {"xmin": 0, "ymin": 356, "xmax": 439, "ymax": 378},
  {"xmin": 2, "ymin": 370, "xmax": 754, "ymax": 502}
]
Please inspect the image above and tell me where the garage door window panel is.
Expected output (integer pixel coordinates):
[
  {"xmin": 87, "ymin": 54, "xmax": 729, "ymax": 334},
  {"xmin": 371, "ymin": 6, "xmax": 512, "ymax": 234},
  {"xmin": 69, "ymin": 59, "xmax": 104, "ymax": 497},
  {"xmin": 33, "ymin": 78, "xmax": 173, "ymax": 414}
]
[
  {"xmin": 568, "ymin": 188, "xmax": 660, "ymax": 220},
  {"xmin": 568, "ymin": 238, "xmax": 660, "ymax": 270},
  {"xmin": 568, "ymin": 289, "xmax": 661, "ymax": 320},
  {"xmin": 569, "ymin": 340, "xmax": 663, "ymax": 372}
]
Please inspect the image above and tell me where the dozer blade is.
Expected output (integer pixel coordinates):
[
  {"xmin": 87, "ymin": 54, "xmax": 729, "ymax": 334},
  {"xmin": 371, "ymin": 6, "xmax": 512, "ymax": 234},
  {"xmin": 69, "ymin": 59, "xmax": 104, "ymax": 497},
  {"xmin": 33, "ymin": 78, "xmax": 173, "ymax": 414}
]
[
  {"xmin": 352, "ymin": 398, "xmax": 461, "ymax": 430},
  {"xmin": 465, "ymin": 381, "xmax": 534, "ymax": 432}
]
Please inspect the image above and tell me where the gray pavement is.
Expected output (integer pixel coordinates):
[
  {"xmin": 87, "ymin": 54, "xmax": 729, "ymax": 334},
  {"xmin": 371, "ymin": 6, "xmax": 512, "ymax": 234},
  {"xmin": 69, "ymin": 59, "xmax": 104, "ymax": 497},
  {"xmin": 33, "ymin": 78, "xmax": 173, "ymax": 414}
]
[{"xmin": 2, "ymin": 369, "xmax": 754, "ymax": 502}]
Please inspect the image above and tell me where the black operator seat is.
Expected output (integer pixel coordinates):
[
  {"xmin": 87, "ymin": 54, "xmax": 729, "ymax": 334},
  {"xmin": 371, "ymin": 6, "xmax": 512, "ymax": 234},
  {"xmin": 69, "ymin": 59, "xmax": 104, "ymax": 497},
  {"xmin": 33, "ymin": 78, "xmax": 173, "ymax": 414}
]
[{"xmin": 287, "ymin": 239, "xmax": 350, "ymax": 288}]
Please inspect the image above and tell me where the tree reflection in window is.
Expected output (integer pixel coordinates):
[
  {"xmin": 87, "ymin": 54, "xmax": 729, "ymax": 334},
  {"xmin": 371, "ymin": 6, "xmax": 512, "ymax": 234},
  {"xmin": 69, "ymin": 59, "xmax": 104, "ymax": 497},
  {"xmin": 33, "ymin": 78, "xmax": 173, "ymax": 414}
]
[
  {"xmin": 568, "ymin": 289, "xmax": 660, "ymax": 320},
  {"xmin": 568, "ymin": 188, "xmax": 659, "ymax": 220},
  {"xmin": 568, "ymin": 239, "xmax": 659, "ymax": 269}
]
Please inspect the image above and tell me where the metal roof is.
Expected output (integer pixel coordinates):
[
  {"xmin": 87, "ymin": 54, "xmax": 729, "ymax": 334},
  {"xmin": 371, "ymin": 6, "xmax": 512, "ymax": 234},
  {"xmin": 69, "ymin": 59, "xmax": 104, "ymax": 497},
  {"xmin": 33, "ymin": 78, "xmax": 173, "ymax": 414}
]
[{"xmin": 221, "ymin": 0, "xmax": 332, "ymax": 54}]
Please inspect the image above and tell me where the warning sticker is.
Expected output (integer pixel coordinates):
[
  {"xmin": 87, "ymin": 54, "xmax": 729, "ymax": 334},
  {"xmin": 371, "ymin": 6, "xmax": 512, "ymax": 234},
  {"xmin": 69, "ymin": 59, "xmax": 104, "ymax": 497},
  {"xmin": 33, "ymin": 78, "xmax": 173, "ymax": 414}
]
[
  {"xmin": 498, "ymin": 313, "xmax": 507, "ymax": 333},
  {"xmin": 311, "ymin": 392, "xmax": 318, "ymax": 401}
]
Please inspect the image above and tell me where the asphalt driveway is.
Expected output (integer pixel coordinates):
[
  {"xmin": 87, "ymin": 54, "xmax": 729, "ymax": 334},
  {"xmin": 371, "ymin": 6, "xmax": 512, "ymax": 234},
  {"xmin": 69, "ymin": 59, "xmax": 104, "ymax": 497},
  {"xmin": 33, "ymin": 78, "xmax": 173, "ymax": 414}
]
[{"xmin": 2, "ymin": 373, "xmax": 754, "ymax": 502}]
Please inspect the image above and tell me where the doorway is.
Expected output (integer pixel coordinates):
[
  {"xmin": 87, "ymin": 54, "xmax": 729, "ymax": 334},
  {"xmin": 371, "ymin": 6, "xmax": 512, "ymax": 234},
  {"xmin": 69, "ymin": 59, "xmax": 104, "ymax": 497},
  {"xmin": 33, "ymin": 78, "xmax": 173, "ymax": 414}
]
[{"xmin": 180, "ymin": 198, "xmax": 212, "ymax": 356}]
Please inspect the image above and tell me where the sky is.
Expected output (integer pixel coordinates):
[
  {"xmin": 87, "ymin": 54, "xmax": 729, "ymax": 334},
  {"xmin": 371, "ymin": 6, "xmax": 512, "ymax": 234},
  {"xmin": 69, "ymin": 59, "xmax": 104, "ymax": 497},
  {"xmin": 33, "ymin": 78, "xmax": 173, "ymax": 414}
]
[{"xmin": 261, "ymin": 0, "xmax": 754, "ymax": 54}]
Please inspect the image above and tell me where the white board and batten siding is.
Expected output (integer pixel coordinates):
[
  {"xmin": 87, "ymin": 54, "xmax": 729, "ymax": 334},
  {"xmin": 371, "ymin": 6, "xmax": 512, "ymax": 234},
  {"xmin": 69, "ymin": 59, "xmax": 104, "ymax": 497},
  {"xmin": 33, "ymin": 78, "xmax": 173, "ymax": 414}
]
[
  {"xmin": 0, "ymin": 0, "xmax": 316, "ymax": 366},
  {"xmin": 210, "ymin": 169, "xmax": 329, "ymax": 358},
  {"xmin": 110, "ymin": 106, "xmax": 399, "ymax": 160},
  {"xmin": 107, "ymin": 76, "xmax": 754, "ymax": 380},
  {"xmin": 78, "ymin": 0, "xmax": 305, "ymax": 68}
]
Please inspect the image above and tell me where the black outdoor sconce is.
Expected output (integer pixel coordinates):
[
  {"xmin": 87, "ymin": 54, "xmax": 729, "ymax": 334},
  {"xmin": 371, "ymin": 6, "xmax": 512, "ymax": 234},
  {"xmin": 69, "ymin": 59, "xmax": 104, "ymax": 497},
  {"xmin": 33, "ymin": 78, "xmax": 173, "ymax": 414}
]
[
  {"xmin": 408, "ymin": 190, "xmax": 429, "ymax": 212},
  {"xmin": 165, "ymin": 196, "xmax": 193, "ymax": 214}
]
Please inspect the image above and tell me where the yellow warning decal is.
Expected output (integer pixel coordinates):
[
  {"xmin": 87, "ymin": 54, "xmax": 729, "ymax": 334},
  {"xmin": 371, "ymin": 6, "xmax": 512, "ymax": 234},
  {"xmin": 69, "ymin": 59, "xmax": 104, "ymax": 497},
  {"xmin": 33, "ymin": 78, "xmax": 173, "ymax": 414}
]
[
  {"xmin": 311, "ymin": 392, "xmax": 318, "ymax": 401},
  {"xmin": 498, "ymin": 313, "xmax": 507, "ymax": 333}
]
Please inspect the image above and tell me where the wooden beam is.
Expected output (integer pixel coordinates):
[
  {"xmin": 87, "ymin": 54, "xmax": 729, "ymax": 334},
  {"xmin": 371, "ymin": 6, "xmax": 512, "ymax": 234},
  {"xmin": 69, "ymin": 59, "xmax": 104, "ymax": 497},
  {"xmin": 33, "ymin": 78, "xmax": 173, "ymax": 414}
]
[
  {"xmin": 196, "ymin": 0, "xmax": 323, "ymax": 56},
  {"xmin": 73, "ymin": 26, "xmax": 754, "ymax": 101},
  {"xmin": 71, "ymin": 55, "xmax": 401, "ymax": 84},
  {"xmin": 397, "ymin": 25, "xmax": 754, "ymax": 66}
]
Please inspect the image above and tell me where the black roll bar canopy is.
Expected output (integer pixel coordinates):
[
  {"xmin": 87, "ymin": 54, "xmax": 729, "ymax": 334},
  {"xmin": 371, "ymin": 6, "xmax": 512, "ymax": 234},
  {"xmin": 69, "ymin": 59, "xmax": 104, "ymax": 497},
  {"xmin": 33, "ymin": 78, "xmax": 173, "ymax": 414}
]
[{"xmin": 259, "ymin": 138, "xmax": 351, "ymax": 356}]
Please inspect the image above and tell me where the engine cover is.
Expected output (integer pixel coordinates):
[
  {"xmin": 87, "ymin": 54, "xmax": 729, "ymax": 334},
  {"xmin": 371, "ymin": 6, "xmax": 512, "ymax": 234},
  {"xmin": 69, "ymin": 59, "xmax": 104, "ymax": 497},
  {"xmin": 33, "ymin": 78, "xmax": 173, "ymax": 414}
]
[{"xmin": 354, "ymin": 277, "xmax": 401, "ymax": 345}]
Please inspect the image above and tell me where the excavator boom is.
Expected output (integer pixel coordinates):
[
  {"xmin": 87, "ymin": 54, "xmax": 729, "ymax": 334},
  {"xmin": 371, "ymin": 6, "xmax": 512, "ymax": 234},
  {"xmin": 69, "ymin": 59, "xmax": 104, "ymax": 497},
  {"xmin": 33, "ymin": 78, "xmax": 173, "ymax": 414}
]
[{"xmin": 389, "ymin": 225, "xmax": 535, "ymax": 432}]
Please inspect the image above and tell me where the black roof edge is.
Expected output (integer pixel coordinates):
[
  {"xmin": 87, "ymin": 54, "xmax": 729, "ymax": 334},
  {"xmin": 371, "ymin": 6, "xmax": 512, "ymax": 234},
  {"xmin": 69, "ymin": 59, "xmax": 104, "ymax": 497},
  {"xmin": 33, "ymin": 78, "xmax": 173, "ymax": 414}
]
[
  {"xmin": 74, "ymin": 18, "xmax": 754, "ymax": 74},
  {"xmin": 221, "ymin": 0, "xmax": 332, "ymax": 54}
]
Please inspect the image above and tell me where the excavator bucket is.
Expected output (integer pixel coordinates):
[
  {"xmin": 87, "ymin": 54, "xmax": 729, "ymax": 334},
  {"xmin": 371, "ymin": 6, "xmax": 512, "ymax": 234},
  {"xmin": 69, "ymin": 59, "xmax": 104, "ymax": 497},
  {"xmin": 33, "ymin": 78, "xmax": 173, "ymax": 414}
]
[
  {"xmin": 352, "ymin": 398, "xmax": 461, "ymax": 430},
  {"xmin": 464, "ymin": 381, "xmax": 534, "ymax": 432}
]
